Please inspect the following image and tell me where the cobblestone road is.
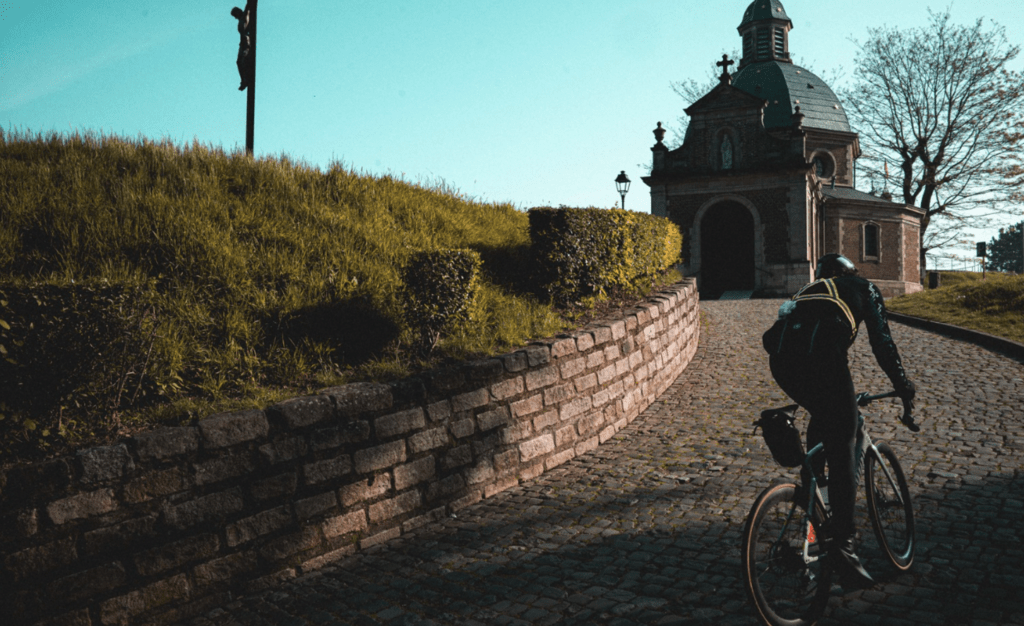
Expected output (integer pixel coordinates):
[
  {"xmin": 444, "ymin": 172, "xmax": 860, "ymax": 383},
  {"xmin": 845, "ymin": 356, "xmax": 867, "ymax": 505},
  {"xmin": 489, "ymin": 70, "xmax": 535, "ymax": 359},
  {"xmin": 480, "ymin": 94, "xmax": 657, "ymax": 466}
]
[{"xmin": 193, "ymin": 300, "xmax": 1024, "ymax": 626}]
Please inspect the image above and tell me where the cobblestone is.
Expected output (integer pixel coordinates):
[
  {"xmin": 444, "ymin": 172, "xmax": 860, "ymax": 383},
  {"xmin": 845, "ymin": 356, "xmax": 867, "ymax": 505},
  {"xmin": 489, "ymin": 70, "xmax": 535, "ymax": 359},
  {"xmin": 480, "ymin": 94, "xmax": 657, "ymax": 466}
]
[{"xmin": 192, "ymin": 300, "xmax": 1024, "ymax": 625}]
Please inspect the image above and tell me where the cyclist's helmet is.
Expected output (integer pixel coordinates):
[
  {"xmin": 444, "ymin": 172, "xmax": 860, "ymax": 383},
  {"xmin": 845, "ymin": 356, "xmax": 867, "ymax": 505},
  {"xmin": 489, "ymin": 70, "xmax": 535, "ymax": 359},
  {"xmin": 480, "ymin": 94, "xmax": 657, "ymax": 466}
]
[{"xmin": 814, "ymin": 254, "xmax": 858, "ymax": 280}]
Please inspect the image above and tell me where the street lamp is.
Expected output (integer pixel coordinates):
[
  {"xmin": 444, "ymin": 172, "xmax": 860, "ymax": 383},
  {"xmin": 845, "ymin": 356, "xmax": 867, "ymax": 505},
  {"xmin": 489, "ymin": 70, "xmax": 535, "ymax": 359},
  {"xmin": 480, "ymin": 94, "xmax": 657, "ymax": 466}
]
[{"xmin": 615, "ymin": 171, "xmax": 631, "ymax": 210}]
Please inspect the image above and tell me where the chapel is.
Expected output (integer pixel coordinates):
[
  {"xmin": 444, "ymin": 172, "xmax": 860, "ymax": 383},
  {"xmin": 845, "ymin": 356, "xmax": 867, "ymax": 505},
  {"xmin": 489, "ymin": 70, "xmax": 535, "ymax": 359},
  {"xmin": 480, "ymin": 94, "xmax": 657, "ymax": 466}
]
[{"xmin": 643, "ymin": 0, "xmax": 924, "ymax": 298}]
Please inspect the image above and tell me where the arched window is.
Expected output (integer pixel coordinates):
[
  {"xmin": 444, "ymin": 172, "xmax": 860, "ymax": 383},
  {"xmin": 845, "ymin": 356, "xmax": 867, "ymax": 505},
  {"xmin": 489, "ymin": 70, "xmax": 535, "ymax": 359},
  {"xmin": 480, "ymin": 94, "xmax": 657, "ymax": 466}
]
[
  {"xmin": 721, "ymin": 135, "xmax": 734, "ymax": 170},
  {"xmin": 863, "ymin": 222, "xmax": 880, "ymax": 260}
]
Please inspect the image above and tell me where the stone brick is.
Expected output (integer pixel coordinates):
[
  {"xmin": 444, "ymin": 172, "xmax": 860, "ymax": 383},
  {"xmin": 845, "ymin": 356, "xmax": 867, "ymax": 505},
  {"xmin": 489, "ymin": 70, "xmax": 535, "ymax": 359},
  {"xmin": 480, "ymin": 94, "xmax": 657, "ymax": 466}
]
[
  {"xmin": 501, "ymin": 351, "xmax": 529, "ymax": 372},
  {"xmin": 510, "ymin": 393, "xmax": 543, "ymax": 418},
  {"xmin": 545, "ymin": 448, "xmax": 576, "ymax": 470},
  {"xmin": 323, "ymin": 510, "xmax": 367, "ymax": 538},
  {"xmin": 338, "ymin": 474, "xmax": 391, "ymax": 507},
  {"xmin": 310, "ymin": 421, "xmax": 371, "ymax": 451},
  {"xmin": 259, "ymin": 436, "xmax": 308, "ymax": 464},
  {"xmin": 490, "ymin": 376, "xmax": 524, "ymax": 401},
  {"xmin": 77, "ymin": 444, "xmax": 135, "ymax": 485},
  {"xmin": 450, "ymin": 418, "xmax": 475, "ymax": 438},
  {"xmin": 477, "ymin": 406, "xmax": 509, "ymax": 431},
  {"xmin": 443, "ymin": 445, "xmax": 474, "ymax": 469},
  {"xmin": 193, "ymin": 552, "xmax": 258, "ymax": 587},
  {"xmin": 375, "ymin": 408, "xmax": 426, "ymax": 438},
  {"xmin": 525, "ymin": 365, "xmax": 558, "ymax": 391},
  {"xmin": 524, "ymin": 344, "xmax": 550, "ymax": 366},
  {"xmin": 394, "ymin": 456, "xmax": 436, "ymax": 490},
  {"xmin": 300, "ymin": 545, "xmax": 357, "ymax": 573},
  {"xmin": 577, "ymin": 412, "xmax": 605, "ymax": 436},
  {"xmin": 452, "ymin": 388, "xmax": 489, "ymax": 412},
  {"xmin": 354, "ymin": 441, "xmax": 406, "ymax": 474},
  {"xmin": 252, "ymin": 472, "xmax": 298, "ymax": 501},
  {"xmin": 485, "ymin": 476, "xmax": 519, "ymax": 498},
  {"xmin": 519, "ymin": 434, "xmax": 555, "ymax": 462},
  {"xmin": 586, "ymin": 351, "xmax": 605, "ymax": 369},
  {"xmin": 304, "ymin": 455, "xmax": 353, "ymax": 485},
  {"xmin": 464, "ymin": 460, "xmax": 495, "ymax": 485},
  {"xmin": 609, "ymin": 320, "xmax": 626, "ymax": 340},
  {"xmin": 47, "ymin": 489, "xmax": 116, "ymax": 525},
  {"xmin": 575, "ymin": 372, "xmax": 598, "ymax": 392},
  {"xmin": 199, "ymin": 409, "xmax": 269, "ymax": 449},
  {"xmin": 555, "ymin": 424, "xmax": 577, "ymax": 448},
  {"xmin": 575, "ymin": 435, "xmax": 600, "ymax": 455},
  {"xmin": 361, "ymin": 527, "xmax": 402, "ymax": 549},
  {"xmin": 450, "ymin": 489, "xmax": 483, "ymax": 512},
  {"xmin": 499, "ymin": 421, "xmax": 532, "ymax": 445},
  {"xmin": 560, "ymin": 396, "xmax": 593, "ymax": 421},
  {"xmin": 599, "ymin": 424, "xmax": 617, "ymax": 443},
  {"xmin": 82, "ymin": 515, "xmax": 157, "ymax": 555},
  {"xmin": 426, "ymin": 474, "xmax": 467, "ymax": 502},
  {"xmin": 322, "ymin": 382, "xmax": 393, "ymax": 416},
  {"xmin": 465, "ymin": 358, "xmax": 504, "ymax": 383},
  {"xmin": 427, "ymin": 367, "xmax": 465, "ymax": 394},
  {"xmin": 426, "ymin": 400, "xmax": 452, "ymax": 422},
  {"xmin": 99, "ymin": 573, "xmax": 189, "ymax": 625},
  {"xmin": 135, "ymin": 534, "xmax": 220, "ymax": 576},
  {"xmin": 124, "ymin": 468, "xmax": 188, "ymax": 503},
  {"xmin": 576, "ymin": 331, "xmax": 595, "ymax": 352},
  {"xmin": 551, "ymin": 337, "xmax": 577, "ymax": 358},
  {"xmin": 591, "ymin": 325, "xmax": 613, "ymax": 345},
  {"xmin": 604, "ymin": 344, "xmax": 621, "ymax": 362},
  {"xmin": 494, "ymin": 449, "xmax": 519, "ymax": 474},
  {"xmin": 597, "ymin": 363, "xmax": 617, "ymax": 385},
  {"xmin": 51, "ymin": 562, "xmax": 128, "ymax": 604},
  {"xmin": 133, "ymin": 427, "xmax": 199, "ymax": 461},
  {"xmin": 163, "ymin": 488, "xmax": 244, "ymax": 530},
  {"xmin": 226, "ymin": 505, "xmax": 294, "ymax": 547},
  {"xmin": 295, "ymin": 491, "xmax": 338, "ymax": 520},
  {"xmin": 3, "ymin": 536, "xmax": 78, "ymax": 583},
  {"xmin": 559, "ymin": 356, "xmax": 586, "ymax": 379},
  {"xmin": 543, "ymin": 382, "xmax": 575, "ymax": 406},
  {"xmin": 409, "ymin": 427, "xmax": 449, "ymax": 453},
  {"xmin": 402, "ymin": 507, "xmax": 447, "ymax": 533},
  {"xmin": 194, "ymin": 453, "xmax": 256, "ymax": 486},
  {"xmin": 369, "ymin": 490, "xmax": 421, "ymax": 523}
]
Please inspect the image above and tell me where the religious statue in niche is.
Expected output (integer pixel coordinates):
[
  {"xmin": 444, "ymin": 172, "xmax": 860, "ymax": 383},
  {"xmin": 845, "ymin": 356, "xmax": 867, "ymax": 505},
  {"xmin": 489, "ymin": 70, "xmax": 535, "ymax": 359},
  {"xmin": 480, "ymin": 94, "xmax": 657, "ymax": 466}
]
[
  {"xmin": 231, "ymin": 2, "xmax": 255, "ymax": 91},
  {"xmin": 721, "ymin": 135, "xmax": 734, "ymax": 170}
]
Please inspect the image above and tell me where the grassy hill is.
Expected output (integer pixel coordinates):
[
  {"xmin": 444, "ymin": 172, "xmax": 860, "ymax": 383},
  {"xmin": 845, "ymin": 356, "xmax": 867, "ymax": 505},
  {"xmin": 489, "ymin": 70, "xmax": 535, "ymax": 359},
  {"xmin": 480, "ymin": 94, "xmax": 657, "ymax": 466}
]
[
  {"xmin": 887, "ymin": 271, "xmax": 1024, "ymax": 344},
  {"xmin": 0, "ymin": 130, "xmax": 569, "ymax": 454}
]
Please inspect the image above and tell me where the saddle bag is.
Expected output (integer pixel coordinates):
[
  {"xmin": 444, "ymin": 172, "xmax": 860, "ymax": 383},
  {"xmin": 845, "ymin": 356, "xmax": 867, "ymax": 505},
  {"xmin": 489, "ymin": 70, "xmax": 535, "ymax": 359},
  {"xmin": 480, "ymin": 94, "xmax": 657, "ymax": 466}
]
[{"xmin": 754, "ymin": 405, "xmax": 805, "ymax": 468}]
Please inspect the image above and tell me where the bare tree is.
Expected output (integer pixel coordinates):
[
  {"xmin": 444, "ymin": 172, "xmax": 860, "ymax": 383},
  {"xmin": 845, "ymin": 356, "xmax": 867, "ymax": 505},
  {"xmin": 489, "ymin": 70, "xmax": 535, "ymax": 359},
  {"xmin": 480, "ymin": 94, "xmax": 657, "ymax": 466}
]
[{"xmin": 843, "ymin": 9, "xmax": 1024, "ymax": 274}]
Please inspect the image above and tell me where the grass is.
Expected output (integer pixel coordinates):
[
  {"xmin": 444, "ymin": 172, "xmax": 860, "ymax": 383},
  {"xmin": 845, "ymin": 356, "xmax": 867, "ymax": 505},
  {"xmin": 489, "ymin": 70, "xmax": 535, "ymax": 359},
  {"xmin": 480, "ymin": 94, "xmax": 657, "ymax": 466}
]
[
  {"xmin": 886, "ymin": 271, "xmax": 1024, "ymax": 344},
  {"xmin": 1, "ymin": 129, "xmax": 587, "ymax": 455}
]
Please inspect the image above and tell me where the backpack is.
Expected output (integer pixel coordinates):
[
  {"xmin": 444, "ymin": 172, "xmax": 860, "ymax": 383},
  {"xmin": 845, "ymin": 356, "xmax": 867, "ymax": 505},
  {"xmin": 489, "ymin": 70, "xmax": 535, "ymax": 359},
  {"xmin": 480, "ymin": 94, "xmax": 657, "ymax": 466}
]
[{"xmin": 762, "ymin": 278, "xmax": 858, "ymax": 357}]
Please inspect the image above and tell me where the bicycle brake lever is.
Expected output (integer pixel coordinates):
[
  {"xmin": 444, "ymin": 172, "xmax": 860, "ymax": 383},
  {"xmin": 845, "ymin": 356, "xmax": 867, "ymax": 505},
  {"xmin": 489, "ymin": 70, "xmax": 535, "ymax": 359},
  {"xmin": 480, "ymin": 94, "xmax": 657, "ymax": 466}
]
[{"xmin": 899, "ymin": 411, "xmax": 921, "ymax": 432}]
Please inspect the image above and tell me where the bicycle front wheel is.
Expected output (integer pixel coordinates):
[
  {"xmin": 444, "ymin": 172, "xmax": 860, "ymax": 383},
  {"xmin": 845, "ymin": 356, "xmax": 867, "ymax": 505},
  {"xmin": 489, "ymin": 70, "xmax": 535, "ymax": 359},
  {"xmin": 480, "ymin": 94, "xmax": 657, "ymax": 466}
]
[
  {"xmin": 865, "ymin": 441, "xmax": 915, "ymax": 570},
  {"xmin": 742, "ymin": 483, "xmax": 832, "ymax": 626}
]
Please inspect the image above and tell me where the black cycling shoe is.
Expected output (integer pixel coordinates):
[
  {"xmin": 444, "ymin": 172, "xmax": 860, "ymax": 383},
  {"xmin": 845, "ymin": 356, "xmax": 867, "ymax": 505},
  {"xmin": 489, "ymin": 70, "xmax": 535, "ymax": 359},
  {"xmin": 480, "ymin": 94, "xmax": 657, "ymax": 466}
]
[{"xmin": 832, "ymin": 538, "xmax": 874, "ymax": 588}]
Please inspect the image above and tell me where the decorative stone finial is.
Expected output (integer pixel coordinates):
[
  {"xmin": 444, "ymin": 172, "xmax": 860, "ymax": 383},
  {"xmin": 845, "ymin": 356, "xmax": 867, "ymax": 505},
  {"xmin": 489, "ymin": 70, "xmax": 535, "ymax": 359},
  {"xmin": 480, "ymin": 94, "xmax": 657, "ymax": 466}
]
[
  {"xmin": 653, "ymin": 122, "xmax": 666, "ymax": 146},
  {"xmin": 791, "ymin": 105, "xmax": 805, "ymax": 130}
]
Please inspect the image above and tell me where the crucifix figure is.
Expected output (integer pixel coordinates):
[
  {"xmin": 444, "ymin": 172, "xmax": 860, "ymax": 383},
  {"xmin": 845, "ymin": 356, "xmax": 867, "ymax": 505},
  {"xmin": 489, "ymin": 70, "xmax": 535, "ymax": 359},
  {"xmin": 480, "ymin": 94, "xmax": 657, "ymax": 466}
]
[
  {"xmin": 717, "ymin": 54, "xmax": 735, "ymax": 84},
  {"xmin": 231, "ymin": 2, "xmax": 256, "ymax": 91}
]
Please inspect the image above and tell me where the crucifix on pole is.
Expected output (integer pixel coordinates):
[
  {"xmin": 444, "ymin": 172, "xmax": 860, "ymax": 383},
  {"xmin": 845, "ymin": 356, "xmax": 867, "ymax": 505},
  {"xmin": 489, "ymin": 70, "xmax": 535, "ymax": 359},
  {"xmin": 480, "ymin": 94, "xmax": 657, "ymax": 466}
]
[{"xmin": 231, "ymin": 0, "xmax": 258, "ymax": 155}]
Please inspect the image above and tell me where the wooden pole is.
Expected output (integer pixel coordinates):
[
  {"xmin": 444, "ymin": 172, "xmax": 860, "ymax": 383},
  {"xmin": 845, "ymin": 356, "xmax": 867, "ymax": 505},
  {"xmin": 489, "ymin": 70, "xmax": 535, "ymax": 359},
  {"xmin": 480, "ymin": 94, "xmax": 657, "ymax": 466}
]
[{"xmin": 245, "ymin": 0, "xmax": 257, "ymax": 156}]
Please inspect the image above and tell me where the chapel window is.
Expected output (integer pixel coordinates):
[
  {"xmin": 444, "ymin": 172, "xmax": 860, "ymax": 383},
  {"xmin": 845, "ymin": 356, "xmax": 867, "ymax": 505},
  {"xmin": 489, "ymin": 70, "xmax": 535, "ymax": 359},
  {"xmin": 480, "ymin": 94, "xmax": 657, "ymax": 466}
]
[{"xmin": 863, "ymin": 223, "xmax": 880, "ymax": 260}]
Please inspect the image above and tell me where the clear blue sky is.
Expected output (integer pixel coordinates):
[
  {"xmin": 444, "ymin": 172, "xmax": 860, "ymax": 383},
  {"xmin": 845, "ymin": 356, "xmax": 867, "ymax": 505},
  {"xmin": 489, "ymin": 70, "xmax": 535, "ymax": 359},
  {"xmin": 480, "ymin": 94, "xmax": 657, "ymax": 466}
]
[{"xmin": 2, "ymin": 1, "xmax": 1022, "ymax": 260}]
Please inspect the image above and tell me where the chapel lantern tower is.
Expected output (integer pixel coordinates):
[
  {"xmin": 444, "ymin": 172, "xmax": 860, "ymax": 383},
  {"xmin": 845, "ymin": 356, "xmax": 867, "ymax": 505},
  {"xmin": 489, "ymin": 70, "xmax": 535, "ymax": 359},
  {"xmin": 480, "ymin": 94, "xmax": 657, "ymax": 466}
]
[{"xmin": 737, "ymin": 0, "xmax": 793, "ymax": 70}]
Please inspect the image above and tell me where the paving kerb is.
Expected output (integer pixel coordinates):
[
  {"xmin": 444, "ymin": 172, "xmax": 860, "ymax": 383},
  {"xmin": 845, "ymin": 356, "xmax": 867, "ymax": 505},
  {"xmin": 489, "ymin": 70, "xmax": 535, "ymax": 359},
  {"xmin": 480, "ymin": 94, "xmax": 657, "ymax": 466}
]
[{"xmin": 191, "ymin": 300, "xmax": 1024, "ymax": 626}]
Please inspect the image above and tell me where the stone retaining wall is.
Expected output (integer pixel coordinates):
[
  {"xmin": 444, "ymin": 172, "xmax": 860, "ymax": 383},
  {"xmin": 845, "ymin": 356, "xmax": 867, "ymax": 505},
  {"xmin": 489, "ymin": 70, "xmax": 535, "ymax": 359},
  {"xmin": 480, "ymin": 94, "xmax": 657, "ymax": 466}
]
[{"xmin": 0, "ymin": 279, "xmax": 699, "ymax": 626}]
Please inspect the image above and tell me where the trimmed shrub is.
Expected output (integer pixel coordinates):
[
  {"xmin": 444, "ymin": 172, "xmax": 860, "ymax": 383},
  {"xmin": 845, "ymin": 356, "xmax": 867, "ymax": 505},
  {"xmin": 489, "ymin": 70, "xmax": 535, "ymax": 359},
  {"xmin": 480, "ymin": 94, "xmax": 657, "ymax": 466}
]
[
  {"xmin": 528, "ymin": 207, "xmax": 682, "ymax": 306},
  {"xmin": 0, "ymin": 281, "xmax": 158, "ymax": 454},
  {"xmin": 402, "ymin": 249, "xmax": 482, "ymax": 355}
]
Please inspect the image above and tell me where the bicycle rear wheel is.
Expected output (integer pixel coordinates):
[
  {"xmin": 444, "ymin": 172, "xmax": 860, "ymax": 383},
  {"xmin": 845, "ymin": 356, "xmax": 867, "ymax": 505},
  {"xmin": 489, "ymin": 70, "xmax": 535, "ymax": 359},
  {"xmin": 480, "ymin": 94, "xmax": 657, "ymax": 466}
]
[
  {"xmin": 865, "ymin": 441, "xmax": 915, "ymax": 570},
  {"xmin": 742, "ymin": 483, "xmax": 832, "ymax": 626}
]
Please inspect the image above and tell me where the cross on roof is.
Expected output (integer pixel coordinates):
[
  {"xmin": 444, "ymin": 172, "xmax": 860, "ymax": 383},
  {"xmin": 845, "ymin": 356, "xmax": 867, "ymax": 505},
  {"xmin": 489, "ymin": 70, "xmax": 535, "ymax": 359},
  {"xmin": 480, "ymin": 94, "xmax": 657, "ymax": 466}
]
[{"xmin": 717, "ymin": 54, "xmax": 735, "ymax": 83}]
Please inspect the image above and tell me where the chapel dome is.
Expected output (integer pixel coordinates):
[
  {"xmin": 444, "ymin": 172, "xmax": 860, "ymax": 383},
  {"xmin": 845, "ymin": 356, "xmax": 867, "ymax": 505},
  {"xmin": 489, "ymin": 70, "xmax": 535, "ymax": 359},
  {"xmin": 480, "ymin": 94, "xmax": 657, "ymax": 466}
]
[
  {"xmin": 739, "ymin": 0, "xmax": 792, "ymax": 28},
  {"xmin": 732, "ymin": 61, "xmax": 852, "ymax": 133}
]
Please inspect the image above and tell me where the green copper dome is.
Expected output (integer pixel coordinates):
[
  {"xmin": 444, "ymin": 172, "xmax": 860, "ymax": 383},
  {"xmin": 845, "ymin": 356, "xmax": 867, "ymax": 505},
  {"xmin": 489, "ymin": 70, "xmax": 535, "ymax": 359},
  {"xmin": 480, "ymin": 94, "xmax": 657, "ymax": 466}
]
[
  {"xmin": 740, "ymin": 0, "xmax": 792, "ymax": 28},
  {"xmin": 732, "ymin": 62, "xmax": 852, "ymax": 133}
]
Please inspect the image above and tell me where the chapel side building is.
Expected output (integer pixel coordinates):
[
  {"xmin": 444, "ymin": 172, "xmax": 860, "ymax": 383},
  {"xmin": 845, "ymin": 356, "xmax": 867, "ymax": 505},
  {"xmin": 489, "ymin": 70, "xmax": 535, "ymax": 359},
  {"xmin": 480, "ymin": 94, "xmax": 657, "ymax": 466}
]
[{"xmin": 643, "ymin": 0, "xmax": 923, "ymax": 298}]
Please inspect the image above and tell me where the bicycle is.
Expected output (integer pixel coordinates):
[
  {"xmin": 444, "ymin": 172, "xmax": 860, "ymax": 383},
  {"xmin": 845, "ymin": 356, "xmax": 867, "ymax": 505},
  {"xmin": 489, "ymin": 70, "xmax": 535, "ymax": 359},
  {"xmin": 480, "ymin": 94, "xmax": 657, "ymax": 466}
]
[{"xmin": 741, "ymin": 390, "xmax": 919, "ymax": 626}]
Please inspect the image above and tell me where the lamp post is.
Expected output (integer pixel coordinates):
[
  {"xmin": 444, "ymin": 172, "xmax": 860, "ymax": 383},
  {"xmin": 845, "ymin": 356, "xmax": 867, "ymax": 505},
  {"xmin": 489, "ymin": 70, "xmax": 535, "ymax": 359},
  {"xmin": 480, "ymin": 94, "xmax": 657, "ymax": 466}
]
[{"xmin": 615, "ymin": 171, "xmax": 631, "ymax": 210}]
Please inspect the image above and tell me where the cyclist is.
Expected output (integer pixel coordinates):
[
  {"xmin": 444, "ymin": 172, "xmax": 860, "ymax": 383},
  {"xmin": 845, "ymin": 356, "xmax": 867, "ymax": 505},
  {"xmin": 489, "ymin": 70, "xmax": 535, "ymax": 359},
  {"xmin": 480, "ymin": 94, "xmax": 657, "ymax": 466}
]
[{"xmin": 763, "ymin": 253, "xmax": 916, "ymax": 586}]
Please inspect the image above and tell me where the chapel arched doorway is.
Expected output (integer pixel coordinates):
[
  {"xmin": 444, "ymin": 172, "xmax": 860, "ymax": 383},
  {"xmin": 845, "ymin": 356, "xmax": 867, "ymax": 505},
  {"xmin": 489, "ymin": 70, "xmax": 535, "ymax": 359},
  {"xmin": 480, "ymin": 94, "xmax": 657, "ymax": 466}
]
[{"xmin": 699, "ymin": 201, "xmax": 755, "ymax": 297}]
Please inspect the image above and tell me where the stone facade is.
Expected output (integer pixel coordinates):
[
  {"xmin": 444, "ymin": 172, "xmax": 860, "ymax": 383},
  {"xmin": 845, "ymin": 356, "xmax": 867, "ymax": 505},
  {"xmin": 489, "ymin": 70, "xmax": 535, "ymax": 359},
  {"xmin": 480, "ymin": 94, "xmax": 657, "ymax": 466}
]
[
  {"xmin": 644, "ymin": 0, "xmax": 924, "ymax": 298},
  {"xmin": 0, "ymin": 279, "xmax": 700, "ymax": 626}
]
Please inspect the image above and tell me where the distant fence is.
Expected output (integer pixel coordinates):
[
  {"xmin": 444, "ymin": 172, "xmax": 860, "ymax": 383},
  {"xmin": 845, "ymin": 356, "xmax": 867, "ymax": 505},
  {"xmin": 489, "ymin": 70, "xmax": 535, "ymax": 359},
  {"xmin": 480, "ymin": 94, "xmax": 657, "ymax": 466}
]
[{"xmin": 1, "ymin": 279, "xmax": 700, "ymax": 626}]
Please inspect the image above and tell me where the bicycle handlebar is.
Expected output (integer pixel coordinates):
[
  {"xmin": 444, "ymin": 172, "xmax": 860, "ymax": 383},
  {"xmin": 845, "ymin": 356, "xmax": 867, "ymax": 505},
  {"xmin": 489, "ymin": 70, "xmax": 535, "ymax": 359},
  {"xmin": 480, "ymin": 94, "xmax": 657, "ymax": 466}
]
[{"xmin": 856, "ymin": 390, "xmax": 921, "ymax": 433}]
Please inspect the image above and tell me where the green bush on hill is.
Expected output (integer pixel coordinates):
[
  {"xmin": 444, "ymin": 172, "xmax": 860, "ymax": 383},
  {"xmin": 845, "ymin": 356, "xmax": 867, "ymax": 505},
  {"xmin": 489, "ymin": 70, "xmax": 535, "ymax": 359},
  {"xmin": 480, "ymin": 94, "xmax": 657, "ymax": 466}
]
[{"xmin": 0, "ymin": 130, "xmax": 570, "ymax": 456}]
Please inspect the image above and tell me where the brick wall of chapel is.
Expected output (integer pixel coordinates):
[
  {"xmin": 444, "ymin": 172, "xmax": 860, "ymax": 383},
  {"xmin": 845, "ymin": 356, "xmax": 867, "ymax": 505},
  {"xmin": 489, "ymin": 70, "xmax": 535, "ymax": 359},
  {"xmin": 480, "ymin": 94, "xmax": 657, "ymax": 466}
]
[{"xmin": 666, "ymin": 187, "xmax": 790, "ymax": 264}]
